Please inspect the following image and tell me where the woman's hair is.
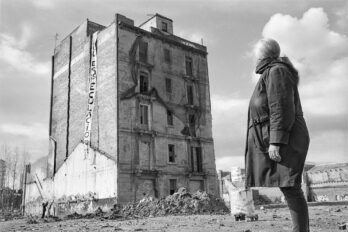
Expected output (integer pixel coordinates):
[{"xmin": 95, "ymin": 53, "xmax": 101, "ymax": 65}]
[{"xmin": 254, "ymin": 38, "xmax": 280, "ymax": 60}]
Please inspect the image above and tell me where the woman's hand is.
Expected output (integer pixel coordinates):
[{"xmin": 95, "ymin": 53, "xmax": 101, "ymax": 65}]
[{"xmin": 268, "ymin": 144, "xmax": 282, "ymax": 162}]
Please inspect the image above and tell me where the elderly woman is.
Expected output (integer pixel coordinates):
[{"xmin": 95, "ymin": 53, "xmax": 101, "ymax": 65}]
[{"xmin": 245, "ymin": 38, "xmax": 310, "ymax": 232}]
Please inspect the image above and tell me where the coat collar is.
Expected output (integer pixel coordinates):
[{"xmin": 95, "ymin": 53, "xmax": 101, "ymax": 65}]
[
  {"xmin": 255, "ymin": 57, "xmax": 276, "ymax": 74},
  {"xmin": 255, "ymin": 57, "xmax": 299, "ymax": 81}
]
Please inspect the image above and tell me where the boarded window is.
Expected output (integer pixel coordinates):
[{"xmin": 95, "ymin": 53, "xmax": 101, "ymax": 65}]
[
  {"xmin": 164, "ymin": 48, "xmax": 171, "ymax": 63},
  {"xmin": 185, "ymin": 56, "xmax": 193, "ymax": 76},
  {"xmin": 169, "ymin": 179, "xmax": 177, "ymax": 195},
  {"xmin": 191, "ymin": 146, "xmax": 203, "ymax": 172},
  {"xmin": 167, "ymin": 110, "xmax": 173, "ymax": 126},
  {"xmin": 139, "ymin": 41, "xmax": 148, "ymax": 63},
  {"xmin": 140, "ymin": 104, "xmax": 149, "ymax": 125},
  {"xmin": 165, "ymin": 78, "xmax": 172, "ymax": 93},
  {"xmin": 140, "ymin": 73, "xmax": 149, "ymax": 93},
  {"xmin": 168, "ymin": 144, "xmax": 175, "ymax": 163},
  {"xmin": 162, "ymin": 22, "xmax": 168, "ymax": 32},
  {"xmin": 187, "ymin": 85, "xmax": 194, "ymax": 105}
]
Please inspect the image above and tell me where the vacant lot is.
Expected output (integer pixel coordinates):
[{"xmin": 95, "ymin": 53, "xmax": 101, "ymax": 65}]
[{"xmin": 1, "ymin": 204, "xmax": 347, "ymax": 232}]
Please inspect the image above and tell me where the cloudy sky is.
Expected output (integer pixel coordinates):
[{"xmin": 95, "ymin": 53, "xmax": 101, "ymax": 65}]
[{"xmin": 0, "ymin": 0, "xmax": 347, "ymax": 171}]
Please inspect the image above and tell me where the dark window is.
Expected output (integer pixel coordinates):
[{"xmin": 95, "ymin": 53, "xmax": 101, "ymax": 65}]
[
  {"xmin": 190, "ymin": 147, "xmax": 203, "ymax": 172},
  {"xmin": 169, "ymin": 179, "xmax": 176, "ymax": 195},
  {"xmin": 187, "ymin": 85, "xmax": 194, "ymax": 105},
  {"xmin": 185, "ymin": 56, "xmax": 193, "ymax": 76},
  {"xmin": 168, "ymin": 144, "xmax": 175, "ymax": 163},
  {"xmin": 167, "ymin": 110, "xmax": 173, "ymax": 126},
  {"xmin": 196, "ymin": 147, "xmax": 203, "ymax": 172},
  {"xmin": 164, "ymin": 48, "xmax": 171, "ymax": 63},
  {"xmin": 139, "ymin": 41, "xmax": 148, "ymax": 63},
  {"xmin": 189, "ymin": 114, "xmax": 196, "ymax": 136},
  {"xmin": 189, "ymin": 114, "xmax": 195, "ymax": 127},
  {"xmin": 165, "ymin": 78, "xmax": 172, "ymax": 93},
  {"xmin": 140, "ymin": 74, "xmax": 149, "ymax": 93},
  {"xmin": 162, "ymin": 22, "xmax": 168, "ymax": 32},
  {"xmin": 140, "ymin": 105, "xmax": 149, "ymax": 125}
]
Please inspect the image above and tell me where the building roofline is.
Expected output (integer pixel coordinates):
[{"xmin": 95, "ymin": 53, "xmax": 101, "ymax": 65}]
[
  {"xmin": 139, "ymin": 13, "xmax": 173, "ymax": 27},
  {"xmin": 55, "ymin": 19, "xmax": 106, "ymax": 53},
  {"xmin": 119, "ymin": 21, "xmax": 207, "ymax": 56}
]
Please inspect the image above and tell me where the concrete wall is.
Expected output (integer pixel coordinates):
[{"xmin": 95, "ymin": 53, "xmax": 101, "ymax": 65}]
[
  {"xmin": 306, "ymin": 164, "xmax": 348, "ymax": 202},
  {"xmin": 53, "ymin": 143, "xmax": 117, "ymax": 200},
  {"xmin": 308, "ymin": 184, "xmax": 348, "ymax": 202},
  {"xmin": 25, "ymin": 143, "xmax": 117, "ymax": 216}
]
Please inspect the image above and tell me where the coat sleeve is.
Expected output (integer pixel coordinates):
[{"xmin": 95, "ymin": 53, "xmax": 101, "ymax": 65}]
[{"xmin": 266, "ymin": 66, "xmax": 295, "ymax": 145}]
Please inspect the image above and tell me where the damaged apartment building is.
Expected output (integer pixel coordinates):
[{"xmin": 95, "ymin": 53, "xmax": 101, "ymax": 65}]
[{"xmin": 24, "ymin": 13, "xmax": 217, "ymax": 215}]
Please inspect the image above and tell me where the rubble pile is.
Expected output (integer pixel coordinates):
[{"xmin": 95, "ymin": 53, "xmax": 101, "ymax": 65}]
[
  {"xmin": 0, "ymin": 209, "xmax": 22, "ymax": 222},
  {"xmin": 110, "ymin": 187, "xmax": 229, "ymax": 219}
]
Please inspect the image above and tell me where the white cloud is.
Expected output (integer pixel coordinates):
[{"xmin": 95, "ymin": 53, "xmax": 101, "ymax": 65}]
[
  {"xmin": 0, "ymin": 25, "xmax": 50, "ymax": 76},
  {"xmin": 260, "ymin": 8, "xmax": 348, "ymax": 165},
  {"xmin": 306, "ymin": 130, "xmax": 348, "ymax": 164},
  {"xmin": 211, "ymin": 95, "xmax": 248, "ymax": 138},
  {"xmin": 262, "ymin": 8, "xmax": 348, "ymax": 117},
  {"xmin": 334, "ymin": 1, "xmax": 348, "ymax": 31},
  {"xmin": 29, "ymin": 0, "xmax": 56, "ymax": 9},
  {"xmin": 211, "ymin": 95, "xmax": 248, "ymax": 162},
  {"xmin": 0, "ymin": 123, "xmax": 47, "ymax": 141},
  {"xmin": 216, "ymin": 156, "xmax": 245, "ymax": 171}
]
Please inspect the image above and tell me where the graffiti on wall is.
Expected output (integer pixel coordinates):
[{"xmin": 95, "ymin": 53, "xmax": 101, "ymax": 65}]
[
  {"xmin": 336, "ymin": 194, "xmax": 348, "ymax": 201},
  {"xmin": 315, "ymin": 194, "xmax": 329, "ymax": 202},
  {"xmin": 83, "ymin": 33, "xmax": 98, "ymax": 159}
]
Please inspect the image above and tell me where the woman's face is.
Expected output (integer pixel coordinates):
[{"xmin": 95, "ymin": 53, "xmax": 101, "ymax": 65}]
[{"xmin": 253, "ymin": 42, "xmax": 265, "ymax": 66}]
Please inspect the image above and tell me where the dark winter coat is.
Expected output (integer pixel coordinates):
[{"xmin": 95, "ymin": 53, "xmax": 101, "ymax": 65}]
[{"xmin": 245, "ymin": 57, "xmax": 310, "ymax": 187}]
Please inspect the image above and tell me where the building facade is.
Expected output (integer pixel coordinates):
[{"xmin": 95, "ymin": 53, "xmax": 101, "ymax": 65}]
[{"xmin": 24, "ymin": 13, "xmax": 217, "ymax": 215}]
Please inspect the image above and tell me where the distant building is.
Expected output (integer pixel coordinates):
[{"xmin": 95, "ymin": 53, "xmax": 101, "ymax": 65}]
[
  {"xmin": 230, "ymin": 167, "xmax": 245, "ymax": 182},
  {"xmin": 217, "ymin": 163, "xmax": 346, "ymax": 205},
  {"xmin": 305, "ymin": 163, "xmax": 348, "ymax": 202},
  {"xmin": 0, "ymin": 159, "xmax": 5, "ymax": 189}
]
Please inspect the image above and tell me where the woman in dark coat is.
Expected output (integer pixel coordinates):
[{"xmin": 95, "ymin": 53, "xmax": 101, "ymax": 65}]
[{"xmin": 245, "ymin": 38, "xmax": 310, "ymax": 232}]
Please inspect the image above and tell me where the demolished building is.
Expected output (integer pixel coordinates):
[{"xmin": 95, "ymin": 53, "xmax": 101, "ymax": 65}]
[
  {"xmin": 305, "ymin": 163, "xmax": 348, "ymax": 202},
  {"xmin": 24, "ymin": 13, "xmax": 217, "ymax": 215}
]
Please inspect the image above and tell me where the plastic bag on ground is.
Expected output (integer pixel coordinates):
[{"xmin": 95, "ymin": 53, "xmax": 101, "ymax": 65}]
[{"xmin": 225, "ymin": 180, "xmax": 255, "ymax": 216}]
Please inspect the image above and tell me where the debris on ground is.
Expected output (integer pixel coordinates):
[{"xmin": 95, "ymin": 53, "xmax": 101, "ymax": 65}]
[
  {"xmin": 0, "ymin": 209, "xmax": 23, "ymax": 221},
  {"xmin": 26, "ymin": 216, "xmax": 38, "ymax": 224},
  {"xmin": 61, "ymin": 188, "xmax": 228, "ymax": 221},
  {"xmin": 26, "ymin": 215, "xmax": 61, "ymax": 224},
  {"xmin": 111, "ymin": 187, "xmax": 229, "ymax": 219}
]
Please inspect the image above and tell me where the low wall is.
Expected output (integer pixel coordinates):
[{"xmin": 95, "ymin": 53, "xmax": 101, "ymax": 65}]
[{"xmin": 24, "ymin": 143, "xmax": 118, "ymax": 216}]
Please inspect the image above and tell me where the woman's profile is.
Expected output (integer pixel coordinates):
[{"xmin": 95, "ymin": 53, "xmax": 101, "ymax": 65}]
[{"xmin": 245, "ymin": 38, "xmax": 310, "ymax": 232}]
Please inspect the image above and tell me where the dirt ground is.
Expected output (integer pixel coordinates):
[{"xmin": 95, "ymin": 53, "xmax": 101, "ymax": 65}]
[{"xmin": 1, "ymin": 205, "xmax": 347, "ymax": 232}]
